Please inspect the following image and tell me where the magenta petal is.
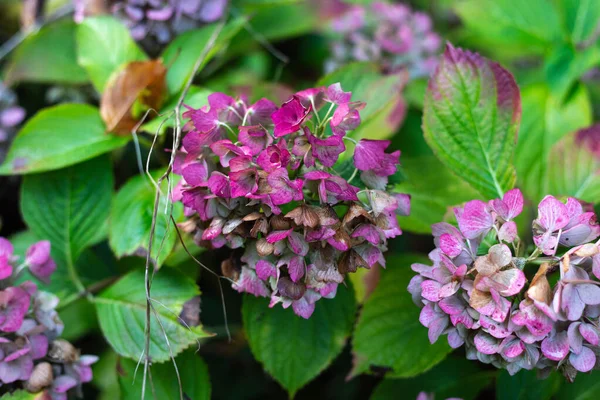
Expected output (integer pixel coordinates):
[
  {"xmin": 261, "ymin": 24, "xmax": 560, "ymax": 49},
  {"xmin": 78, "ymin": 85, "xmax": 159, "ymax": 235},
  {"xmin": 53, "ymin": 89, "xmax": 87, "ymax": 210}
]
[
  {"xmin": 541, "ymin": 331, "xmax": 570, "ymax": 361},
  {"xmin": 266, "ymin": 229, "xmax": 292, "ymax": 244},
  {"xmin": 272, "ymin": 96, "xmax": 310, "ymax": 137},
  {"xmin": 474, "ymin": 332, "xmax": 500, "ymax": 355},
  {"xmin": 29, "ymin": 334, "xmax": 48, "ymax": 359},
  {"xmin": 288, "ymin": 231, "xmax": 309, "ymax": 256},
  {"xmin": 53, "ymin": 375, "xmax": 78, "ymax": 393},
  {"xmin": 537, "ymin": 195, "xmax": 570, "ymax": 231},
  {"xmin": 421, "ymin": 280, "xmax": 441, "ymax": 302},
  {"xmin": 570, "ymin": 346, "xmax": 596, "ymax": 372},
  {"xmin": 288, "ymin": 256, "xmax": 305, "ymax": 283},
  {"xmin": 292, "ymin": 296, "xmax": 316, "ymax": 319},
  {"xmin": 501, "ymin": 338, "xmax": 525, "ymax": 358},
  {"xmin": 439, "ymin": 233, "xmax": 462, "ymax": 257},
  {"xmin": 0, "ymin": 238, "xmax": 14, "ymax": 258},
  {"xmin": 0, "ymin": 257, "xmax": 13, "ymax": 280},
  {"xmin": 255, "ymin": 260, "xmax": 277, "ymax": 281},
  {"xmin": 351, "ymin": 224, "xmax": 382, "ymax": 245},
  {"xmin": 457, "ymin": 200, "xmax": 494, "ymax": 239},
  {"xmin": 207, "ymin": 172, "xmax": 230, "ymax": 198},
  {"xmin": 580, "ymin": 323, "xmax": 600, "ymax": 346},
  {"xmin": 326, "ymin": 83, "xmax": 351, "ymax": 104},
  {"xmin": 498, "ymin": 221, "xmax": 517, "ymax": 242}
]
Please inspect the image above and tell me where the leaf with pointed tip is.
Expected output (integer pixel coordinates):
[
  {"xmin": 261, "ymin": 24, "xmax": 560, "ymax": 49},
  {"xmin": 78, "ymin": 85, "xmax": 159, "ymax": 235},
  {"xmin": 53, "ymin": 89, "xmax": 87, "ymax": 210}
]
[
  {"xmin": 109, "ymin": 171, "xmax": 183, "ymax": 267},
  {"xmin": 242, "ymin": 284, "xmax": 356, "ymax": 397},
  {"xmin": 118, "ymin": 350, "xmax": 211, "ymax": 399},
  {"xmin": 547, "ymin": 126, "xmax": 600, "ymax": 202},
  {"xmin": 352, "ymin": 254, "xmax": 452, "ymax": 378},
  {"xmin": 423, "ymin": 44, "xmax": 521, "ymax": 199},
  {"xmin": 0, "ymin": 104, "xmax": 129, "ymax": 175},
  {"xmin": 94, "ymin": 268, "xmax": 210, "ymax": 362}
]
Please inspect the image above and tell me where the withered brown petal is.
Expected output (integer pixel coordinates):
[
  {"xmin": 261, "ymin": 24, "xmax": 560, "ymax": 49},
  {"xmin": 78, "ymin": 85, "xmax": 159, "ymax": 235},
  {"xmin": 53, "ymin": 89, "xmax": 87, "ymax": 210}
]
[
  {"xmin": 256, "ymin": 238, "xmax": 274, "ymax": 256},
  {"xmin": 285, "ymin": 205, "xmax": 320, "ymax": 228},
  {"xmin": 100, "ymin": 59, "xmax": 167, "ymax": 135},
  {"xmin": 527, "ymin": 263, "xmax": 553, "ymax": 305},
  {"xmin": 277, "ymin": 277, "xmax": 306, "ymax": 300},
  {"xmin": 221, "ymin": 258, "xmax": 241, "ymax": 281},
  {"xmin": 342, "ymin": 203, "xmax": 372, "ymax": 227},
  {"xmin": 468, "ymin": 288, "xmax": 492, "ymax": 310},
  {"xmin": 270, "ymin": 214, "xmax": 292, "ymax": 230}
]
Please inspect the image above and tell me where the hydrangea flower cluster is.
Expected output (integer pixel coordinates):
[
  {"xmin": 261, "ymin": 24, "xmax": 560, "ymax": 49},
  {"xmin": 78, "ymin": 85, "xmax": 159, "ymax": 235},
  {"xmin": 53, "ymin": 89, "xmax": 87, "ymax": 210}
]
[
  {"xmin": 408, "ymin": 189, "xmax": 600, "ymax": 379},
  {"xmin": 174, "ymin": 83, "xmax": 410, "ymax": 318},
  {"xmin": 0, "ymin": 82, "xmax": 25, "ymax": 164},
  {"xmin": 0, "ymin": 237, "xmax": 96, "ymax": 397},
  {"xmin": 326, "ymin": 1, "xmax": 441, "ymax": 79},
  {"xmin": 110, "ymin": 0, "xmax": 228, "ymax": 52}
]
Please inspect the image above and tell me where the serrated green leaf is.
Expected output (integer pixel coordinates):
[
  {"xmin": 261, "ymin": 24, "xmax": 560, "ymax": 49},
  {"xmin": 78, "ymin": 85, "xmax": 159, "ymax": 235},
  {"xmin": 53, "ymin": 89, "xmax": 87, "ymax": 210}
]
[
  {"xmin": 20, "ymin": 156, "xmax": 113, "ymax": 300},
  {"xmin": 4, "ymin": 20, "xmax": 88, "ymax": 85},
  {"xmin": 109, "ymin": 171, "xmax": 183, "ymax": 267},
  {"xmin": 95, "ymin": 268, "xmax": 209, "ymax": 362},
  {"xmin": 0, "ymin": 104, "xmax": 129, "ymax": 175},
  {"xmin": 118, "ymin": 350, "xmax": 211, "ymax": 399},
  {"xmin": 547, "ymin": 129, "xmax": 600, "ymax": 202},
  {"xmin": 556, "ymin": 369, "xmax": 600, "ymax": 399},
  {"xmin": 242, "ymin": 284, "xmax": 356, "ymax": 396},
  {"xmin": 76, "ymin": 16, "xmax": 147, "ymax": 93},
  {"xmin": 515, "ymin": 84, "xmax": 592, "ymax": 202},
  {"xmin": 496, "ymin": 369, "xmax": 561, "ymax": 400},
  {"xmin": 423, "ymin": 44, "xmax": 521, "ymax": 199},
  {"xmin": 395, "ymin": 156, "xmax": 480, "ymax": 234},
  {"xmin": 317, "ymin": 63, "xmax": 405, "ymax": 141},
  {"xmin": 162, "ymin": 18, "xmax": 246, "ymax": 97},
  {"xmin": 352, "ymin": 254, "xmax": 452, "ymax": 378},
  {"xmin": 371, "ymin": 357, "xmax": 495, "ymax": 400}
]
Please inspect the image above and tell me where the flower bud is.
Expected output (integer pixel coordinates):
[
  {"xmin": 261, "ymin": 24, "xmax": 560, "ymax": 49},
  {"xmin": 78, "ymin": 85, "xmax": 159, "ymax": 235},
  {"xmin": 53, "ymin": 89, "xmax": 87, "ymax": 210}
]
[
  {"xmin": 256, "ymin": 238, "xmax": 274, "ymax": 257},
  {"xmin": 24, "ymin": 362, "xmax": 53, "ymax": 393},
  {"xmin": 277, "ymin": 277, "xmax": 306, "ymax": 300},
  {"xmin": 48, "ymin": 339, "xmax": 79, "ymax": 363}
]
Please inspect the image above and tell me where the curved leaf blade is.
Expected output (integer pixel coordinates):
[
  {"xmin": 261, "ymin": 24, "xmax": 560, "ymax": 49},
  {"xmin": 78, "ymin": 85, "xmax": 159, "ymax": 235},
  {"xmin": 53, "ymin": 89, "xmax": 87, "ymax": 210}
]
[
  {"xmin": 423, "ymin": 44, "xmax": 521, "ymax": 199},
  {"xmin": 0, "ymin": 104, "xmax": 129, "ymax": 175},
  {"xmin": 242, "ymin": 284, "xmax": 356, "ymax": 396},
  {"xmin": 352, "ymin": 254, "xmax": 452, "ymax": 378},
  {"xmin": 20, "ymin": 156, "xmax": 113, "ymax": 299},
  {"xmin": 95, "ymin": 268, "xmax": 209, "ymax": 362}
]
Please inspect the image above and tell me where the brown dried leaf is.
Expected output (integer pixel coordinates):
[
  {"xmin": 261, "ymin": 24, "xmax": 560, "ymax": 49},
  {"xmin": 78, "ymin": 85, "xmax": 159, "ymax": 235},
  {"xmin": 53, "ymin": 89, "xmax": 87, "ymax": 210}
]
[
  {"xmin": 100, "ymin": 59, "xmax": 166, "ymax": 135},
  {"xmin": 469, "ymin": 288, "xmax": 492, "ymax": 310},
  {"xmin": 527, "ymin": 263, "xmax": 552, "ymax": 305}
]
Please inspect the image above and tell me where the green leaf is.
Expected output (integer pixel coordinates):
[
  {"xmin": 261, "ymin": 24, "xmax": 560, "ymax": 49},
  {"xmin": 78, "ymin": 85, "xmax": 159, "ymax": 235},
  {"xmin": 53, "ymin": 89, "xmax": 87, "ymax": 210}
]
[
  {"xmin": 317, "ymin": 63, "xmax": 406, "ymax": 140},
  {"xmin": 118, "ymin": 350, "xmax": 211, "ymax": 399},
  {"xmin": 242, "ymin": 283, "xmax": 357, "ymax": 396},
  {"xmin": 423, "ymin": 44, "xmax": 521, "ymax": 199},
  {"xmin": 0, "ymin": 391, "xmax": 38, "ymax": 400},
  {"xmin": 0, "ymin": 104, "xmax": 129, "ymax": 175},
  {"xmin": 94, "ymin": 268, "xmax": 209, "ymax": 362},
  {"xmin": 515, "ymin": 84, "xmax": 592, "ymax": 202},
  {"xmin": 109, "ymin": 171, "xmax": 183, "ymax": 267},
  {"xmin": 352, "ymin": 254, "xmax": 452, "ymax": 378},
  {"xmin": 455, "ymin": 0, "xmax": 561, "ymax": 58},
  {"xmin": 162, "ymin": 18, "xmax": 246, "ymax": 97},
  {"xmin": 76, "ymin": 16, "xmax": 147, "ymax": 93},
  {"xmin": 545, "ymin": 43, "xmax": 600, "ymax": 101},
  {"xmin": 496, "ymin": 369, "xmax": 561, "ymax": 400},
  {"xmin": 395, "ymin": 156, "xmax": 480, "ymax": 234},
  {"xmin": 93, "ymin": 350, "xmax": 121, "ymax": 400},
  {"xmin": 4, "ymin": 20, "xmax": 88, "ymax": 85},
  {"xmin": 556, "ymin": 369, "xmax": 600, "ymax": 399},
  {"xmin": 557, "ymin": 0, "xmax": 600, "ymax": 45},
  {"xmin": 140, "ymin": 87, "xmax": 211, "ymax": 134},
  {"xmin": 20, "ymin": 156, "xmax": 113, "ymax": 300},
  {"xmin": 547, "ymin": 129, "xmax": 600, "ymax": 202},
  {"xmin": 371, "ymin": 357, "xmax": 495, "ymax": 400},
  {"xmin": 59, "ymin": 298, "xmax": 99, "ymax": 341}
]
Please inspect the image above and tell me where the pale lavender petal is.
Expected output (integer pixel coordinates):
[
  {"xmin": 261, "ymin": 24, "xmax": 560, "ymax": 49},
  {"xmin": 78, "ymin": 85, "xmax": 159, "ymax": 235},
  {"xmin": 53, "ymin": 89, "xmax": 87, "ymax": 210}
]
[
  {"xmin": 569, "ymin": 346, "xmax": 596, "ymax": 372},
  {"xmin": 541, "ymin": 331, "xmax": 569, "ymax": 361}
]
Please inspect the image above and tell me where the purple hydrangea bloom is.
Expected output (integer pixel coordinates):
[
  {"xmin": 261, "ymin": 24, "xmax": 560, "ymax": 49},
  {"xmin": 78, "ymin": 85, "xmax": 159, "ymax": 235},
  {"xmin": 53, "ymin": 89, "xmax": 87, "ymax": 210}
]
[
  {"xmin": 409, "ymin": 189, "xmax": 600, "ymax": 380},
  {"xmin": 173, "ymin": 84, "xmax": 409, "ymax": 318}
]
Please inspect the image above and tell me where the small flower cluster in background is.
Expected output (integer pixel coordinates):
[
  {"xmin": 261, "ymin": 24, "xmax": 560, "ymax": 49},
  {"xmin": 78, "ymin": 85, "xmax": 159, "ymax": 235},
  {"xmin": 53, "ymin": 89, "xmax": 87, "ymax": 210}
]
[
  {"xmin": 0, "ymin": 237, "xmax": 96, "ymax": 398},
  {"xmin": 110, "ymin": 0, "xmax": 227, "ymax": 52},
  {"xmin": 326, "ymin": 1, "xmax": 441, "ymax": 79},
  {"xmin": 0, "ymin": 83, "xmax": 25, "ymax": 164},
  {"xmin": 174, "ymin": 83, "xmax": 410, "ymax": 318},
  {"xmin": 409, "ymin": 189, "xmax": 600, "ymax": 380}
]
